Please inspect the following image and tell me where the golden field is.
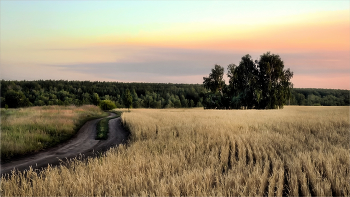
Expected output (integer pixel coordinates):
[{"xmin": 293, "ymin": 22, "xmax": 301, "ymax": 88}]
[
  {"xmin": 1, "ymin": 106, "xmax": 349, "ymax": 196},
  {"xmin": 1, "ymin": 105, "xmax": 107, "ymax": 161}
]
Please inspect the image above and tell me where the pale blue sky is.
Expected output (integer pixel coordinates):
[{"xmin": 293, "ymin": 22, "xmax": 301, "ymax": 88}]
[
  {"xmin": 2, "ymin": 1, "xmax": 348, "ymax": 41},
  {"xmin": 1, "ymin": 1, "xmax": 349, "ymax": 89}
]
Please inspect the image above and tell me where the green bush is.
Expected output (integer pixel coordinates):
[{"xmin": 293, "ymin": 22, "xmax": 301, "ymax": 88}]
[{"xmin": 99, "ymin": 100, "xmax": 116, "ymax": 110}]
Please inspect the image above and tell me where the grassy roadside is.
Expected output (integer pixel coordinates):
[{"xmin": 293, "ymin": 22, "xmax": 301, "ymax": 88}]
[
  {"xmin": 1, "ymin": 105, "xmax": 108, "ymax": 162},
  {"xmin": 96, "ymin": 111, "xmax": 123, "ymax": 140}
]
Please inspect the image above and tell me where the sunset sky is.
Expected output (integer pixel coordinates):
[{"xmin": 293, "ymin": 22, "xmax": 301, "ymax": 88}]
[{"xmin": 1, "ymin": 1, "xmax": 349, "ymax": 89}]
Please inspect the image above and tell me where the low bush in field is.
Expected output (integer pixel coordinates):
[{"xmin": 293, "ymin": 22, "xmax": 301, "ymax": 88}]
[
  {"xmin": 1, "ymin": 105, "xmax": 108, "ymax": 161},
  {"xmin": 99, "ymin": 100, "xmax": 116, "ymax": 110}
]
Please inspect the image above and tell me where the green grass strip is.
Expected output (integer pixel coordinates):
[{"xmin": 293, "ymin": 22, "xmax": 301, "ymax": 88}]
[{"xmin": 96, "ymin": 111, "xmax": 123, "ymax": 140}]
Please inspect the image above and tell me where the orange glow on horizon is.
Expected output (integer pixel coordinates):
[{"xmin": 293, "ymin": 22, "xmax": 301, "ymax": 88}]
[{"xmin": 90, "ymin": 10, "xmax": 349, "ymax": 53}]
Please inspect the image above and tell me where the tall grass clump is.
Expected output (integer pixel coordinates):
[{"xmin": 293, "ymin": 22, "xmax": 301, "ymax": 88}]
[
  {"xmin": 1, "ymin": 106, "xmax": 349, "ymax": 196},
  {"xmin": 1, "ymin": 105, "xmax": 107, "ymax": 161}
]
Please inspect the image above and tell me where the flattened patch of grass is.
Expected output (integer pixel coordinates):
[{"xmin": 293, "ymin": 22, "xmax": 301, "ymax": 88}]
[{"xmin": 96, "ymin": 111, "xmax": 122, "ymax": 140}]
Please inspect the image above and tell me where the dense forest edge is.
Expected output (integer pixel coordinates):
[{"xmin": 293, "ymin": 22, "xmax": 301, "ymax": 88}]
[{"xmin": 1, "ymin": 80, "xmax": 349, "ymax": 109}]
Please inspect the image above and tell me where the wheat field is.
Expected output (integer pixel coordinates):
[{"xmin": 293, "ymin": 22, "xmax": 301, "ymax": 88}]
[{"xmin": 1, "ymin": 106, "xmax": 349, "ymax": 196}]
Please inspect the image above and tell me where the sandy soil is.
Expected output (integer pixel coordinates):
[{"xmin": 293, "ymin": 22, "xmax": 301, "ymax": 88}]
[{"xmin": 1, "ymin": 113, "xmax": 129, "ymax": 176}]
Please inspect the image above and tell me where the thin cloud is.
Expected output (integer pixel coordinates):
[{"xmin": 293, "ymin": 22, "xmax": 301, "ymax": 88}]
[{"xmin": 35, "ymin": 46, "xmax": 350, "ymax": 89}]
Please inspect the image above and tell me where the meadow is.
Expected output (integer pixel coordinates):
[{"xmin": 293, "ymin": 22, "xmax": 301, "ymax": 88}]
[
  {"xmin": 1, "ymin": 106, "xmax": 349, "ymax": 196},
  {"xmin": 1, "ymin": 105, "xmax": 107, "ymax": 161}
]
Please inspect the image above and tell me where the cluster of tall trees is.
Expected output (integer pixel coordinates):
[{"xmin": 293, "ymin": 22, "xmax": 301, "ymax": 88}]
[{"xmin": 203, "ymin": 52, "xmax": 294, "ymax": 109}]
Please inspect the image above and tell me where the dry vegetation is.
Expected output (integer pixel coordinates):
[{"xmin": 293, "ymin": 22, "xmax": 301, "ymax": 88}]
[
  {"xmin": 1, "ymin": 106, "xmax": 349, "ymax": 196},
  {"xmin": 1, "ymin": 105, "xmax": 107, "ymax": 161}
]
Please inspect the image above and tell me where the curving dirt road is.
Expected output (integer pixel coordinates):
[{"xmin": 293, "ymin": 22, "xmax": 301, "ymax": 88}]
[{"xmin": 1, "ymin": 113, "xmax": 129, "ymax": 176}]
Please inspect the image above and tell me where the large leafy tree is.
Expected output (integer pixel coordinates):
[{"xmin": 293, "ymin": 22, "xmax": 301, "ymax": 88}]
[
  {"xmin": 257, "ymin": 52, "xmax": 293, "ymax": 109},
  {"xmin": 91, "ymin": 93, "xmax": 101, "ymax": 106},
  {"xmin": 123, "ymin": 89, "xmax": 133, "ymax": 110},
  {"xmin": 202, "ymin": 64, "xmax": 226, "ymax": 109},
  {"xmin": 227, "ymin": 54, "xmax": 258, "ymax": 109},
  {"xmin": 5, "ymin": 90, "xmax": 32, "ymax": 108},
  {"xmin": 203, "ymin": 64, "xmax": 225, "ymax": 94}
]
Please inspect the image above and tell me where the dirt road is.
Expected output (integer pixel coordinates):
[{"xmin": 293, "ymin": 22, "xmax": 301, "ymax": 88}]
[{"xmin": 1, "ymin": 113, "xmax": 129, "ymax": 176}]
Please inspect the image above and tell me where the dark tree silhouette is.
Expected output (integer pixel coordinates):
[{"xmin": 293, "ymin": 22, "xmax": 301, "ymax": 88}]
[
  {"xmin": 227, "ymin": 54, "xmax": 259, "ymax": 109},
  {"xmin": 203, "ymin": 64, "xmax": 225, "ymax": 94},
  {"xmin": 204, "ymin": 52, "xmax": 295, "ymax": 109},
  {"xmin": 124, "ymin": 89, "xmax": 133, "ymax": 111},
  {"xmin": 257, "ymin": 52, "xmax": 293, "ymax": 109}
]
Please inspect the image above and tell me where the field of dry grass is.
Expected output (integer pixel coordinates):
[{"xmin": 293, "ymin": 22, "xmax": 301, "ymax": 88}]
[
  {"xmin": 1, "ymin": 106, "xmax": 349, "ymax": 196},
  {"xmin": 1, "ymin": 105, "xmax": 107, "ymax": 161}
]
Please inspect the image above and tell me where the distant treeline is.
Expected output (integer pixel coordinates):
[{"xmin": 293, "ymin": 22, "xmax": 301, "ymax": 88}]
[
  {"xmin": 0, "ymin": 80, "xmax": 349, "ymax": 108},
  {"xmin": 291, "ymin": 88, "xmax": 349, "ymax": 106},
  {"xmin": 0, "ymin": 80, "xmax": 206, "ymax": 109}
]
